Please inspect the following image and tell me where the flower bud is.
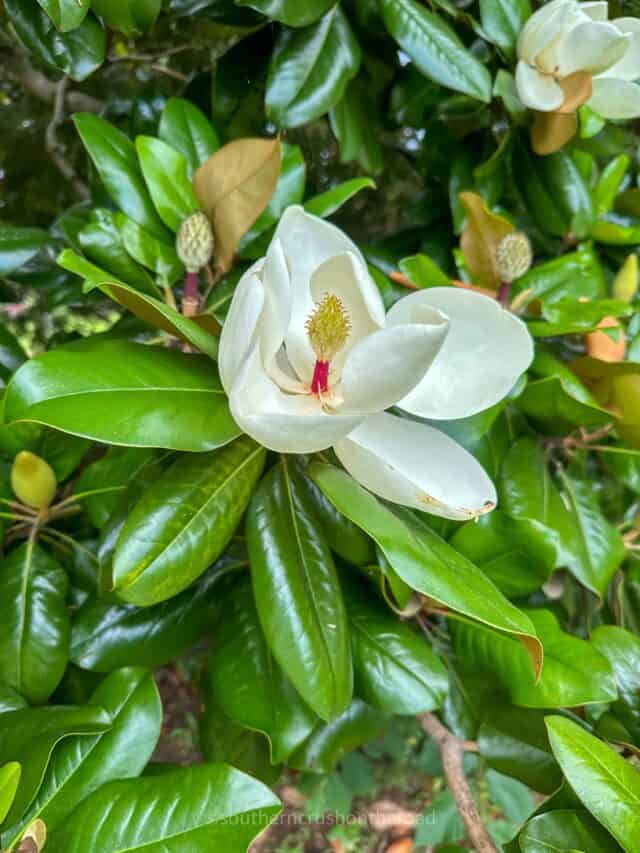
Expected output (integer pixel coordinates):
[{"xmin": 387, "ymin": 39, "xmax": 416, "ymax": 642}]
[
  {"xmin": 11, "ymin": 451, "xmax": 57, "ymax": 509},
  {"xmin": 176, "ymin": 211, "xmax": 214, "ymax": 273},
  {"xmin": 495, "ymin": 232, "xmax": 532, "ymax": 283},
  {"xmin": 613, "ymin": 253, "xmax": 638, "ymax": 303},
  {"xmin": 20, "ymin": 819, "xmax": 46, "ymax": 853}
]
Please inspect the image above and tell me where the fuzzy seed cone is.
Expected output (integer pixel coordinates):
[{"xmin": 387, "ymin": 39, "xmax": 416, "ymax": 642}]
[
  {"xmin": 11, "ymin": 451, "xmax": 57, "ymax": 509},
  {"xmin": 176, "ymin": 211, "xmax": 214, "ymax": 273},
  {"xmin": 495, "ymin": 232, "xmax": 532, "ymax": 283}
]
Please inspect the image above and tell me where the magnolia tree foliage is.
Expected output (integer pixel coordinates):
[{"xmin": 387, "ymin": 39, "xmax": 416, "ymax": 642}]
[{"xmin": 2, "ymin": 0, "xmax": 640, "ymax": 851}]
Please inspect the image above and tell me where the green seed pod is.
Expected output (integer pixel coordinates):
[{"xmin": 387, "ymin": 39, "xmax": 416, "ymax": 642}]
[
  {"xmin": 495, "ymin": 232, "xmax": 532, "ymax": 283},
  {"xmin": 176, "ymin": 211, "xmax": 214, "ymax": 273},
  {"xmin": 11, "ymin": 451, "xmax": 57, "ymax": 509}
]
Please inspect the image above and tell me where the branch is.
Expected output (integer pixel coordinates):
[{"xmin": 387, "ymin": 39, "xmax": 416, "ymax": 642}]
[
  {"xmin": 6, "ymin": 52, "xmax": 103, "ymax": 112},
  {"xmin": 420, "ymin": 713, "xmax": 497, "ymax": 853},
  {"xmin": 45, "ymin": 76, "xmax": 90, "ymax": 199}
]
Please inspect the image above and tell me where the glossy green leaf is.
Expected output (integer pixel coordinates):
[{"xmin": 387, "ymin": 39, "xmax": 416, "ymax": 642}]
[
  {"xmin": 398, "ymin": 253, "xmax": 450, "ymax": 288},
  {"xmin": 303, "ymin": 177, "xmax": 376, "ymax": 218},
  {"xmin": 36, "ymin": 0, "xmax": 89, "ymax": 30},
  {"xmin": 77, "ymin": 210, "xmax": 157, "ymax": 295},
  {"xmin": 0, "ymin": 542, "xmax": 69, "ymax": 705},
  {"xmin": 71, "ymin": 554, "xmax": 241, "ymax": 671},
  {"xmin": 289, "ymin": 700, "xmax": 387, "ymax": 773},
  {"xmin": 0, "ymin": 684, "xmax": 27, "ymax": 714},
  {"xmin": 546, "ymin": 716, "xmax": 640, "ymax": 852},
  {"xmin": 329, "ymin": 76, "xmax": 383, "ymax": 175},
  {"xmin": 207, "ymin": 577, "xmax": 316, "ymax": 763},
  {"xmin": 453, "ymin": 609, "xmax": 617, "ymax": 708},
  {"xmin": 515, "ymin": 244, "xmax": 606, "ymax": 304},
  {"xmin": 451, "ymin": 509, "xmax": 555, "ymax": 598},
  {"xmin": 59, "ymin": 250, "xmax": 218, "ymax": 357},
  {"xmin": 309, "ymin": 463, "xmax": 542, "ymax": 671},
  {"xmin": 237, "ymin": 0, "xmax": 336, "ymax": 26},
  {"xmin": 486, "ymin": 768, "xmax": 535, "ymax": 824},
  {"xmin": 591, "ymin": 626, "xmax": 640, "ymax": 745},
  {"xmin": 266, "ymin": 6, "xmax": 361, "ymax": 128},
  {"xmin": 345, "ymin": 577, "xmax": 448, "ymax": 714},
  {"xmin": 116, "ymin": 215, "xmax": 183, "ymax": 285},
  {"xmin": 90, "ymin": 0, "xmax": 161, "ymax": 34},
  {"xmin": 592, "ymin": 216, "xmax": 640, "ymax": 245},
  {"xmin": 158, "ymin": 98, "xmax": 219, "ymax": 177},
  {"xmin": 75, "ymin": 446, "xmax": 157, "ymax": 529},
  {"xmin": 0, "ymin": 327, "xmax": 26, "ymax": 384},
  {"xmin": 0, "ymin": 705, "xmax": 111, "ymax": 827},
  {"xmin": 0, "ymin": 226, "xmax": 50, "ymax": 277},
  {"xmin": 0, "ymin": 763, "xmax": 21, "ymax": 826},
  {"xmin": 595, "ymin": 154, "xmax": 630, "ymax": 217},
  {"xmin": 513, "ymin": 144, "xmax": 595, "ymax": 238},
  {"xmin": 247, "ymin": 458, "xmax": 353, "ymax": 721},
  {"xmin": 114, "ymin": 437, "xmax": 264, "ymax": 605},
  {"xmin": 519, "ymin": 809, "xmax": 622, "ymax": 853},
  {"xmin": 3, "ymin": 668, "xmax": 161, "ymax": 848},
  {"xmin": 380, "ymin": 0, "xmax": 492, "ymax": 102},
  {"xmin": 38, "ymin": 429, "xmax": 88, "ymax": 482},
  {"xmin": 45, "ymin": 764, "xmax": 281, "ymax": 853},
  {"xmin": 5, "ymin": 0, "xmax": 105, "ymax": 80},
  {"xmin": 479, "ymin": 0, "xmax": 530, "ymax": 54},
  {"xmin": 136, "ymin": 136, "xmax": 199, "ymax": 231},
  {"xmin": 73, "ymin": 114, "xmax": 167, "ymax": 239},
  {"xmin": 478, "ymin": 705, "xmax": 562, "ymax": 794},
  {"xmin": 4, "ymin": 339, "xmax": 239, "ymax": 451}
]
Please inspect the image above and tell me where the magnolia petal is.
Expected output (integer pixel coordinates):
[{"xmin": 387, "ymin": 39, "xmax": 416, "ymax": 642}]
[
  {"xmin": 389, "ymin": 288, "xmax": 533, "ymax": 420},
  {"xmin": 334, "ymin": 413, "xmax": 497, "ymax": 521},
  {"xmin": 589, "ymin": 77, "xmax": 640, "ymax": 118},
  {"xmin": 219, "ymin": 263, "xmax": 265, "ymax": 394},
  {"xmin": 582, "ymin": 2, "xmax": 608, "ymax": 22},
  {"xmin": 515, "ymin": 61, "xmax": 563, "ymax": 111},
  {"xmin": 272, "ymin": 206, "xmax": 379, "ymax": 383},
  {"xmin": 340, "ymin": 313, "xmax": 449, "ymax": 414},
  {"xmin": 556, "ymin": 21, "xmax": 630, "ymax": 76},
  {"xmin": 310, "ymin": 252, "xmax": 386, "ymax": 378},
  {"xmin": 607, "ymin": 18, "xmax": 640, "ymax": 81},
  {"xmin": 517, "ymin": 0, "xmax": 574, "ymax": 64},
  {"xmin": 229, "ymin": 344, "xmax": 362, "ymax": 453},
  {"xmin": 260, "ymin": 238, "xmax": 291, "ymax": 372}
]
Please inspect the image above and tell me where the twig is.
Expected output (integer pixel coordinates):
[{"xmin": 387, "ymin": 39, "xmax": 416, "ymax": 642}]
[
  {"xmin": 419, "ymin": 714, "xmax": 496, "ymax": 853},
  {"xmin": 5, "ymin": 51, "xmax": 102, "ymax": 112},
  {"xmin": 45, "ymin": 76, "xmax": 89, "ymax": 199}
]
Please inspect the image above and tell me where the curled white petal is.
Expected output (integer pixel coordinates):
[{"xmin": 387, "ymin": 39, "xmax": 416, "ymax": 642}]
[
  {"xmin": 555, "ymin": 21, "xmax": 630, "ymax": 76},
  {"xmin": 218, "ymin": 264, "xmax": 265, "ymax": 394},
  {"xmin": 589, "ymin": 77, "xmax": 640, "ymax": 118},
  {"xmin": 389, "ymin": 287, "xmax": 533, "ymax": 421},
  {"xmin": 334, "ymin": 413, "xmax": 497, "ymax": 521},
  {"xmin": 515, "ymin": 61, "xmax": 564, "ymax": 111},
  {"xmin": 607, "ymin": 17, "xmax": 640, "ymax": 80}
]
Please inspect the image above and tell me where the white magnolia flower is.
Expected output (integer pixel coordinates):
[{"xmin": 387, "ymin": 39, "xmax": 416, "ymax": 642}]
[
  {"xmin": 219, "ymin": 207, "xmax": 533, "ymax": 520},
  {"xmin": 516, "ymin": 0, "xmax": 640, "ymax": 119}
]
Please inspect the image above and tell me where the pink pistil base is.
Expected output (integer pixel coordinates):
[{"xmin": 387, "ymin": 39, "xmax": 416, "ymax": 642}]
[{"xmin": 311, "ymin": 360, "xmax": 330, "ymax": 395}]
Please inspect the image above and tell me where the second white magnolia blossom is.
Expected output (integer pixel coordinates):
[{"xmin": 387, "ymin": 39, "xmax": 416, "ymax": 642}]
[
  {"xmin": 516, "ymin": 0, "xmax": 640, "ymax": 119},
  {"xmin": 219, "ymin": 207, "xmax": 533, "ymax": 520}
]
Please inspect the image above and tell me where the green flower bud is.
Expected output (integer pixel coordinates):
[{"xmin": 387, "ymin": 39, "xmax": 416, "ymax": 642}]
[
  {"xmin": 176, "ymin": 211, "xmax": 214, "ymax": 273},
  {"xmin": 11, "ymin": 451, "xmax": 57, "ymax": 509},
  {"xmin": 495, "ymin": 232, "xmax": 532, "ymax": 283}
]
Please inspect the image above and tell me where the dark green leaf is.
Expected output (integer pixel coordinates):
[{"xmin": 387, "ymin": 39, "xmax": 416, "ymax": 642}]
[
  {"xmin": 3, "ymin": 667, "xmax": 161, "ymax": 847},
  {"xmin": 0, "ymin": 327, "xmax": 26, "ymax": 383},
  {"xmin": 136, "ymin": 136, "xmax": 199, "ymax": 231},
  {"xmin": 380, "ymin": 0, "xmax": 492, "ymax": 102},
  {"xmin": 266, "ymin": 6, "xmax": 361, "ymax": 128},
  {"xmin": 0, "ymin": 542, "xmax": 69, "ymax": 705},
  {"xmin": 45, "ymin": 764, "xmax": 281, "ymax": 852},
  {"xmin": 90, "ymin": 0, "xmax": 161, "ymax": 35},
  {"xmin": 207, "ymin": 577, "xmax": 316, "ymax": 763},
  {"xmin": 5, "ymin": 0, "xmax": 105, "ymax": 80},
  {"xmin": 329, "ymin": 76, "xmax": 384, "ymax": 175},
  {"xmin": 546, "ymin": 716, "xmax": 640, "ymax": 852},
  {"xmin": 515, "ymin": 244, "xmax": 606, "ymax": 304},
  {"xmin": 486, "ymin": 769, "xmax": 535, "ymax": 824},
  {"xmin": 398, "ymin": 253, "xmax": 450, "ymax": 288},
  {"xmin": 36, "ymin": 0, "xmax": 89, "ymax": 31},
  {"xmin": 0, "ymin": 226, "xmax": 50, "ymax": 277},
  {"xmin": 479, "ymin": 0, "xmax": 530, "ymax": 54},
  {"xmin": 116, "ymin": 215, "xmax": 184, "ymax": 285},
  {"xmin": 519, "ymin": 809, "xmax": 622, "ymax": 853},
  {"xmin": 4, "ymin": 339, "xmax": 239, "ymax": 451},
  {"xmin": 247, "ymin": 458, "xmax": 353, "ymax": 721},
  {"xmin": 236, "ymin": 0, "xmax": 337, "ymax": 26},
  {"xmin": 0, "ymin": 705, "xmax": 111, "ymax": 826},
  {"xmin": 303, "ymin": 177, "xmax": 376, "ymax": 218},
  {"xmin": 159, "ymin": 98, "xmax": 219, "ymax": 177},
  {"xmin": 73, "ymin": 114, "xmax": 167, "ymax": 239},
  {"xmin": 591, "ymin": 626, "xmax": 640, "ymax": 745}
]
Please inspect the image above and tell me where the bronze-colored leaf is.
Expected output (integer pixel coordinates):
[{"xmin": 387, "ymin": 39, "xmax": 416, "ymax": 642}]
[
  {"xmin": 531, "ymin": 110, "xmax": 578, "ymax": 155},
  {"xmin": 459, "ymin": 191, "xmax": 514, "ymax": 290},
  {"xmin": 193, "ymin": 137, "xmax": 281, "ymax": 273},
  {"xmin": 585, "ymin": 317, "xmax": 626, "ymax": 363},
  {"xmin": 558, "ymin": 71, "xmax": 592, "ymax": 114}
]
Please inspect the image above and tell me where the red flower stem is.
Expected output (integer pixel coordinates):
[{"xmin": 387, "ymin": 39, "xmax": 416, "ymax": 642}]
[{"xmin": 182, "ymin": 270, "xmax": 199, "ymax": 317}]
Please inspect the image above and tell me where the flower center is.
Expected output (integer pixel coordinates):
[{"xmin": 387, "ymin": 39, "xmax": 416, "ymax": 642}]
[{"xmin": 305, "ymin": 293, "xmax": 350, "ymax": 396}]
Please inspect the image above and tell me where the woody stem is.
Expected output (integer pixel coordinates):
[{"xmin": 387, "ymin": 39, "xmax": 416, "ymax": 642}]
[{"xmin": 182, "ymin": 270, "xmax": 200, "ymax": 317}]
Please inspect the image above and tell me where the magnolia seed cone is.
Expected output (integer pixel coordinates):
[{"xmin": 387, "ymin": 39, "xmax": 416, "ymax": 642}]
[
  {"xmin": 176, "ymin": 211, "xmax": 215, "ymax": 273},
  {"xmin": 495, "ymin": 232, "xmax": 532, "ymax": 283},
  {"xmin": 11, "ymin": 451, "xmax": 57, "ymax": 509}
]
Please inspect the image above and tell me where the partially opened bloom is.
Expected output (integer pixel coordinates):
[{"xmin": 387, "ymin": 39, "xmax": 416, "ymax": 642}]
[
  {"xmin": 516, "ymin": 1, "xmax": 640, "ymax": 120},
  {"xmin": 220, "ymin": 207, "xmax": 533, "ymax": 520}
]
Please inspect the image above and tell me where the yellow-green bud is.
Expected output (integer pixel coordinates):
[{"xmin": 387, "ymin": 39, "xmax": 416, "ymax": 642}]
[
  {"xmin": 176, "ymin": 212, "xmax": 214, "ymax": 273},
  {"xmin": 613, "ymin": 253, "xmax": 638, "ymax": 303},
  {"xmin": 11, "ymin": 451, "xmax": 57, "ymax": 509},
  {"xmin": 495, "ymin": 232, "xmax": 532, "ymax": 283},
  {"xmin": 20, "ymin": 819, "xmax": 46, "ymax": 853}
]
